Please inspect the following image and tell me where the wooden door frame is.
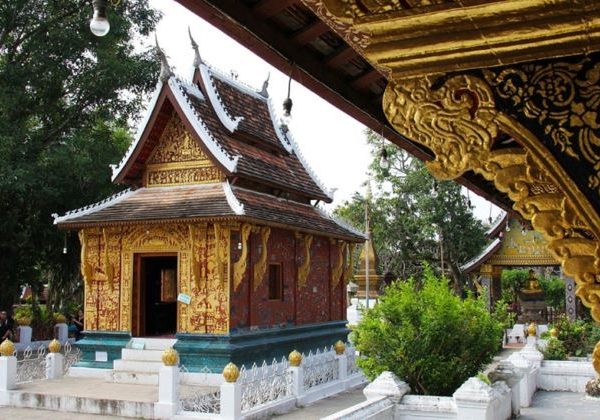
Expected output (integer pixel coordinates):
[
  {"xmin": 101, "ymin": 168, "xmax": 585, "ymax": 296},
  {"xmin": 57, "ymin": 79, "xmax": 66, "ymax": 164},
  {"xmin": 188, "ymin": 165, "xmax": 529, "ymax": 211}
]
[{"xmin": 132, "ymin": 252, "xmax": 178, "ymax": 337}]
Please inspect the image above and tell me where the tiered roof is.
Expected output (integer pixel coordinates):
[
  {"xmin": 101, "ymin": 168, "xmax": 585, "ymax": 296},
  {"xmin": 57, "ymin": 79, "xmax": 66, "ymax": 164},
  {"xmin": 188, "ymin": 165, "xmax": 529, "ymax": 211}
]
[{"xmin": 54, "ymin": 40, "xmax": 363, "ymax": 242}]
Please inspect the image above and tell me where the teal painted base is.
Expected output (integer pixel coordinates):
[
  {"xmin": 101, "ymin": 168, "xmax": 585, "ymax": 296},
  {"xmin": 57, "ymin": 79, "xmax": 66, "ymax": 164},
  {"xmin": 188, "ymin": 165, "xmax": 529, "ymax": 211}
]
[
  {"xmin": 175, "ymin": 320, "xmax": 349, "ymax": 373},
  {"xmin": 74, "ymin": 331, "xmax": 131, "ymax": 369}
]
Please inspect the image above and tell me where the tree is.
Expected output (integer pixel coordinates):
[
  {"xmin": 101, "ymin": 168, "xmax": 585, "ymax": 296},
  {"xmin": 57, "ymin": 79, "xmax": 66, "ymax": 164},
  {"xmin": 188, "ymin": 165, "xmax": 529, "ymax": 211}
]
[
  {"xmin": 352, "ymin": 266, "xmax": 503, "ymax": 396},
  {"xmin": 0, "ymin": 0, "xmax": 160, "ymax": 311},
  {"xmin": 500, "ymin": 269, "xmax": 529, "ymax": 303},
  {"xmin": 335, "ymin": 130, "xmax": 487, "ymax": 291}
]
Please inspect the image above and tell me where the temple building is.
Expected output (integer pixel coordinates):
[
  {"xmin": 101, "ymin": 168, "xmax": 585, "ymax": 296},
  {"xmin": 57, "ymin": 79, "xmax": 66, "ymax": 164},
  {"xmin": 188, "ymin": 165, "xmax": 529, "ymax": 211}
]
[
  {"xmin": 461, "ymin": 214, "xmax": 576, "ymax": 321},
  {"xmin": 54, "ymin": 40, "xmax": 364, "ymax": 372}
]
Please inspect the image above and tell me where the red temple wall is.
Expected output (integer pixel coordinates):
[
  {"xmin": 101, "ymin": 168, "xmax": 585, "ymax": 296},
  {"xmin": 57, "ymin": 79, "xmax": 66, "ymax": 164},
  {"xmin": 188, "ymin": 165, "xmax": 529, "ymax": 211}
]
[{"xmin": 229, "ymin": 227, "xmax": 345, "ymax": 331}]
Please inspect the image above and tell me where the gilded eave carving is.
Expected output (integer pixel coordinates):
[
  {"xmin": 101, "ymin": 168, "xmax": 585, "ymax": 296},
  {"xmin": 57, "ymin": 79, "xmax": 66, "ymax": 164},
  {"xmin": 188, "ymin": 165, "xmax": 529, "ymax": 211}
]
[
  {"xmin": 314, "ymin": 0, "xmax": 600, "ymax": 78},
  {"xmin": 383, "ymin": 73, "xmax": 600, "ymax": 324}
]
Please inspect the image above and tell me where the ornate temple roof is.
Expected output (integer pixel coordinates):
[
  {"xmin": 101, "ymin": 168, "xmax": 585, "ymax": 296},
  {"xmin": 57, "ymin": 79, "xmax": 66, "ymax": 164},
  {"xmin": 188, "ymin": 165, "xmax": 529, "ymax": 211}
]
[
  {"xmin": 110, "ymin": 47, "xmax": 331, "ymax": 203},
  {"xmin": 460, "ymin": 214, "xmax": 558, "ymax": 274},
  {"xmin": 54, "ymin": 40, "xmax": 363, "ymax": 242}
]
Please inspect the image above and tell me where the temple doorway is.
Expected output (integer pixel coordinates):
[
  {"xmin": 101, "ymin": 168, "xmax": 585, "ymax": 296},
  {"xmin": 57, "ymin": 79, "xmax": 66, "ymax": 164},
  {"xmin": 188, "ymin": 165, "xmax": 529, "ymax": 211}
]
[{"xmin": 132, "ymin": 254, "xmax": 178, "ymax": 337}]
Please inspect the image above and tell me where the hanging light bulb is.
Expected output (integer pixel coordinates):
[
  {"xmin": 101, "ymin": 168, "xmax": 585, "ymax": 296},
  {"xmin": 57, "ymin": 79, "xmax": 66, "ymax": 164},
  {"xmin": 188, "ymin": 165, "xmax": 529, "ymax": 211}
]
[
  {"xmin": 62, "ymin": 233, "xmax": 68, "ymax": 254},
  {"xmin": 90, "ymin": 0, "xmax": 110, "ymax": 37},
  {"xmin": 379, "ymin": 147, "xmax": 389, "ymax": 170},
  {"xmin": 281, "ymin": 64, "xmax": 294, "ymax": 129}
]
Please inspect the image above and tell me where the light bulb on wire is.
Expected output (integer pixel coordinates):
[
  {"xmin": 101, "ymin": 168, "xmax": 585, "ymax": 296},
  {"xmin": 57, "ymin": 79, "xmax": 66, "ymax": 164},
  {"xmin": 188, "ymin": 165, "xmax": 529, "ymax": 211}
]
[{"xmin": 90, "ymin": 0, "xmax": 110, "ymax": 37}]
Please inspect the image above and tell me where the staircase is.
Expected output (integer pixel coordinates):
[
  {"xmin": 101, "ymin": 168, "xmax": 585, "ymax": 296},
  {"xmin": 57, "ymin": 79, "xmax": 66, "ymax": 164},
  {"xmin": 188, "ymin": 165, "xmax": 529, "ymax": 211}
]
[{"xmin": 110, "ymin": 338, "xmax": 177, "ymax": 385}]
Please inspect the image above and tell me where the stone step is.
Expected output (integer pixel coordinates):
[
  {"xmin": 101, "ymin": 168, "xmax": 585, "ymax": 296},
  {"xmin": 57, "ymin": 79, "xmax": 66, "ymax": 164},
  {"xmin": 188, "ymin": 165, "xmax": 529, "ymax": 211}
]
[
  {"xmin": 110, "ymin": 370, "xmax": 159, "ymax": 386},
  {"xmin": 7, "ymin": 390, "xmax": 155, "ymax": 418},
  {"xmin": 122, "ymin": 348, "xmax": 164, "ymax": 362},
  {"xmin": 129, "ymin": 338, "xmax": 177, "ymax": 351},
  {"xmin": 114, "ymin": 359, "xmax": 163, "ymax": 373}
]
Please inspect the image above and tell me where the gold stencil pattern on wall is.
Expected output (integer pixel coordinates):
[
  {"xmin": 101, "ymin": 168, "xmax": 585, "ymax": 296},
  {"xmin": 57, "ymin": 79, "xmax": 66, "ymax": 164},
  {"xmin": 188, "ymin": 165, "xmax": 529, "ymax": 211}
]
[
  {"xmin": 383, "ymin": 73, "xmax": 600, "ymax": 325},
  {"xmin": 331, "ymin": 241, "xmax": 347, "ymax": 289},
  {"xmin": 297, "ymin": 233, "xmax": 313, "ymax": 289},
  {"xmin": 233, "ymin": 223, "xmax": 252, "ymax": 291},
  {"xmin": 78, "ymin": 223, "xmax": 230, "ymax": 335},
  {"xmin": 253, "ymin": 226, "xmax": 271, "ymax": 291}
]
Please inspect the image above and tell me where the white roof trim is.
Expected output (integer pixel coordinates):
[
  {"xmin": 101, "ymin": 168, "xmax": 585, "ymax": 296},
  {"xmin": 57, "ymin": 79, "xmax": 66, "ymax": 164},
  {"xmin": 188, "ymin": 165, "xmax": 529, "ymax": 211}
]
[
  {"xmin": 316, "ymin": 205, "xmax": 367, "ymax": 239},
  {"xmin": 199, "ymin": 64, "xmax": 243, "ymax": 132},
  {"xmin": 179, "ymin": 79, "xmax": 205, "ymax": 102},
  {"xmin": 486, "ymin": 211, "xmax": 507, "ymax": 237},
  {"xmin": 460, "ymin": 238, "xmax": 502, "ymax": 273},
  {"xmin": 168, "ymin": 77, "xmax": 240, "ymax": 172},
  {"xmin": 284, "ymin": 128, "xmax": 334, "ymax": 200},
  {"xmin": 266, "ymin": 97, "xmax": 293, "ymax": 153},
  {"xmin": 111, "ymin": 81, "xmax": 164, "ymax": 181},
  {"xmin": 52, "ymin": 188, "xmax": 134, "ymax": 225},
  {"xmin": 223, "ymin": 181, "xmax": 245, "ymax": 215}
]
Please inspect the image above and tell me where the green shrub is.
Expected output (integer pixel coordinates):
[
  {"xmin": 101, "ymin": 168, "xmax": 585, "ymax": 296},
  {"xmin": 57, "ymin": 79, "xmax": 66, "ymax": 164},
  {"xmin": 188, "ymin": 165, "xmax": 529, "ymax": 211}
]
[
  {"xmin": 553, "ymin": 315, "xmax": 588, "ymax": 356},
  {"xmin": 539, "ymin": 276, "xmax": 565, "ymax": 309},
  {"xmin": 492, "ymin": 299, "xmax": 515, "ymax": 331},
  {"xmin": 542, "ymin": 337, "xmax": 567, "ymax": 360},
  {"xmin": 501, "ymin": 269, "xmax": 529, "ymax": 302},
  {"xmin": 352, "ymin": 266, "xmax": 503, "ymax": 396}
]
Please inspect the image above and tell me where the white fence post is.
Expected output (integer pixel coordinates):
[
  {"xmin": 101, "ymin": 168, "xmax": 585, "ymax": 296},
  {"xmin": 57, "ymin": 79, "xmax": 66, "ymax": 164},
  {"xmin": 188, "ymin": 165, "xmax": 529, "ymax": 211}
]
[
  {"xmin": 334, "ymin": 341, "xmax": 348, "ymax": 387},
  {"xmin": 17, "ymin": 326, "xmax": 32, "ymax": 347},
  {"xmin": 0, "ymin": 340, "xmax": 17, "ymax": 393},
  {"xmin": 220, "ymin": 362, "xmax": 241, "ymax": 420},
  {"xmin": 154, "ymin": 348, "xmax": 180, "ymax": 419},
  {"xmin": 288, "ymin": 350, "xmax": 304, "ymax": 399},
  {"xmin": 489, "ymin": 360, "xmax": 523, "ymax": 417},
  {"xmin": 45, "ymin": 339, "xmax": 64, "ymax": 379},
  {"xmin": 54, "ymin": 323, "xmax": 68, "ymax": 344}
]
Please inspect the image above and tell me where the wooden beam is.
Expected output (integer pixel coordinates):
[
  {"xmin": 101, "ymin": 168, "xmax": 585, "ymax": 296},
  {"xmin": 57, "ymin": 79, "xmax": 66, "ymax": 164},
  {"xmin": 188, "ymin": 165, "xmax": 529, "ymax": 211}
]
[
  {"xmin": 325, "ymin": 46, "xmax": 358, "ymax": 68},
  {"xmin": 291, "ymin": 20, "xmax": 329, "ymax": 45},
  {"xmin": 253, "ymin": 0, "xmax": 298, "ymax": 19},
  {"xmin": 351, "ymin": 68, "xmax": 383, "ymax": 90}
]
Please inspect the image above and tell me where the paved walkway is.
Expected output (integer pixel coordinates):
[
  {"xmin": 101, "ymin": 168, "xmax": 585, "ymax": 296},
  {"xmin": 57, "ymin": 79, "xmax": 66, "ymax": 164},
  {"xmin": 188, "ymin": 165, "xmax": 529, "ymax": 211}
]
[
  {"xmin": 273, "ymin": 386, "xmax": 366, "ymax": 419},
  {"xmin": 521, "ymin": 391, "xmax": 600, "ymax": 419}
]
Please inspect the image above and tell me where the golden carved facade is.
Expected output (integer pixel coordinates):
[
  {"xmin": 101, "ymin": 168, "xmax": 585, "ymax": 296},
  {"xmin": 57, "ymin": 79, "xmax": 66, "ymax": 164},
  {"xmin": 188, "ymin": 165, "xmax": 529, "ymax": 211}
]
[
  {"xmin": 80, "ymin": 223, "xmax": 230, "ymax": 334},
  {"xmin": 144, "ymin": 115, "xmax": 223, "ymax": 187}
]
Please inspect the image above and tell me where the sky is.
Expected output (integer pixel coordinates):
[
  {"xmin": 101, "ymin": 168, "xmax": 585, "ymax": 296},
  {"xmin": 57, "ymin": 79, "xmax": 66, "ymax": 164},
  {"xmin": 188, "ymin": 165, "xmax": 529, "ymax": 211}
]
[{"xmin": 142, "ymin": 0, "xmax": 501, "ymax": 222}]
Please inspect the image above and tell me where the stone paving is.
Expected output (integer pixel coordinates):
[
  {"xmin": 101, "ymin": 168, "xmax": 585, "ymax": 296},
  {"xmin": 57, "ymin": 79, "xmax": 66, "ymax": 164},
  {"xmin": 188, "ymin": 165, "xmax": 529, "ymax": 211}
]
[
  {"xmin": 273, "ymin": 386, "xmax": 366, "ymax": 419},
  {"xmin": 520, "ymin": 391, "xmax": 600, "ymax": 419}
]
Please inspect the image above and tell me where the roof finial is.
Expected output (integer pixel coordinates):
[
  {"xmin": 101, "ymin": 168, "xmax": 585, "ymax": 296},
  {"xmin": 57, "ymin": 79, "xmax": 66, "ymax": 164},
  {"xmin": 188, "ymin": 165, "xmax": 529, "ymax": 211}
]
[
  {"xmin": 188, "ymin": 26, "xmax": 203, "ymax": 67},
  {"xmin": 155, "ymin": 34, "xmax": 173, "ymax": 82},
  {"xmin": 260, "ymin": 72, "xmax": 270, "ymax": 97}
]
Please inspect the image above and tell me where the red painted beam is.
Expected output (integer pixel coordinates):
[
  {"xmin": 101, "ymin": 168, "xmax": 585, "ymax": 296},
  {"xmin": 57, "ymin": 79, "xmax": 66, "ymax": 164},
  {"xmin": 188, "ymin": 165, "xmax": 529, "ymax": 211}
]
[
  {"xmin": 291, "ymin": 20, "xmax": 330, "ymax": 45},
  {"xmin": 253, "ymin": 0, "xmax": 298, "ymax": 19}
]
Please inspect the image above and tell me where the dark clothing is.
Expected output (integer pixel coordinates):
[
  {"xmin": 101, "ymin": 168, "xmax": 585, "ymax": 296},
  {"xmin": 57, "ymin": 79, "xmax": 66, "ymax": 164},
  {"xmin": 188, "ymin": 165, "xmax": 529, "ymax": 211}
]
[
  {"xmin": 0, "ymin": 318, "xmax": 14, "ymax": 341},
  {"xmin": 74, "ymin": 316, "xmax": 84, "ymax": 341}
]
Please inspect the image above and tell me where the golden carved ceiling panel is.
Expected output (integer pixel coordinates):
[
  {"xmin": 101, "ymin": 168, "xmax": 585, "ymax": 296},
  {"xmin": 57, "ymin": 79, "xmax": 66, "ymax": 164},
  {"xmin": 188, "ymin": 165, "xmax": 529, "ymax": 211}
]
[{"xmin": 144, "ymin": 115, "xmax": 223, "ymax": 187}]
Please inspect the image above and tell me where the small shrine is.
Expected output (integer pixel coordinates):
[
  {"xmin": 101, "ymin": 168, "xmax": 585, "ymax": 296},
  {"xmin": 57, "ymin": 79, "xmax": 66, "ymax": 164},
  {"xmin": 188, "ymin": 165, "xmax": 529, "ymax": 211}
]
[
  {"xmin": 53, "ymin": 39, "xmax": 364, "ymax": 371},
  {"xmin": 353, "ymin": 238, "xmax": 381, "ymax": 299},
  {"xmin": 461, "ymin": 214, "xmax": 576, "ymax": 322}
]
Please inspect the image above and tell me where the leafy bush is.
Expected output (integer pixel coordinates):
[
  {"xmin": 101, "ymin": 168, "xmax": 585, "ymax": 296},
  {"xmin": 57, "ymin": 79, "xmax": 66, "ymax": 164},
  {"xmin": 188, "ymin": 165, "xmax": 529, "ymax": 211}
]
[
  {"xmin": 352, "ymin": 266, "xmax": 503, "ymax": 396},
  {"xmin": 501, "ymin": 269, "xmax": 529, "ymax": 302},
  {"xmin": 539, "ymin": 276, "xmax": 565, "ymax": 309},
  {"xmin": 553, "ymin": 315, "xmax": 588, "ymax": 356},
  {"xmin": 492, "ymin": 299, "xmax": 516, "ymax": 332},
  {"xmin": 542, "ymin": 337, "xmax": 567, "ymax": 360}
]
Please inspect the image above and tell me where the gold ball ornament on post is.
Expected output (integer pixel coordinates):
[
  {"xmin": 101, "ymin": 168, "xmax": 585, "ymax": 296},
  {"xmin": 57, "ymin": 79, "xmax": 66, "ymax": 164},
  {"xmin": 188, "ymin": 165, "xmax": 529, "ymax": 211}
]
[
  {"xmin": 288, "ymin": 350, "xmax": 302, "ymax": 367},
  {"xmin": 527, "ymin": 322, "xmax": 536, "ymax": 336},
  {"xmin": 550, "ymin": 327, "xmax": 558, "ymax": 338},
  {"xmin": 161, "ymin": 347, "xmax": 179, "ymax": 366},
  {"xmin": 48, "ymin": 339, "xmax": 61, "ymax": 353},
  {"xmin": 334, "ymin": 340, "xmax": 346, "ymax": 355},
  {"xmin": 222, "ymin": 362, "xmax": 240, "ymax": 382},
  {"xmin": 0, "ymin": 339, "xmax": 15, "ymax": 357}
]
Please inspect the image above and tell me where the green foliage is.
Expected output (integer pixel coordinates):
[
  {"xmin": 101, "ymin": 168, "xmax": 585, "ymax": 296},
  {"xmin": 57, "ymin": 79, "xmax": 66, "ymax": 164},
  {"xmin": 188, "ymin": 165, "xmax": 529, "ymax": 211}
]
[
  {"xmin": 500, "ymin": 269, "xmax": 529, "ymax": 302},
  {"xmin": 351, "ymin": 266, "xmax": 503, "ymax": 396},
  {"xmin": 476, "ymin": 372, "xmax": 491, "ymax": 385},
  {"xmin": 539, "ymin": 276, "xmax": 566, "ymax": 309},
  {"xmin": 491, "ymin": 299, "xmax": 516, "ymax": 332},
  {"xmin": 542, "ymin": 337, "xmax": 567, "ymax": 360},
  {"xmin": 0, "ymin": 0, "xmax": 160, "ymax": 310},
  {"xmin": 553, "ymin": 315, "xmax": 588, "ymax": 356},
  {"xmin": 334, "ymin": 130, "xmax": 487, "ymax": 291}
]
